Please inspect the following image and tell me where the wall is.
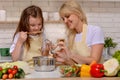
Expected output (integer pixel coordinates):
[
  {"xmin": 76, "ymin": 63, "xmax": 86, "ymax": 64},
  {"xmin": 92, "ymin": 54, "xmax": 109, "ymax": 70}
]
[{"xmin": 0, "ymin": 0, "xmax": 120, "ymax": 54}]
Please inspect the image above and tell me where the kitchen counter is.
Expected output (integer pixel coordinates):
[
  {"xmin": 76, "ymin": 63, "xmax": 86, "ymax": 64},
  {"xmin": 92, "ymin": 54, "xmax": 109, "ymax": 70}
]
[
  {"xmin": 24, "ymin": 67, "xmax": 120, "ymax": 80},
  {"xmin": 21, "ymin": 77, "xmax": 120, "ymax": 80},
  {"xmin": 25, "ymin": 67, "xmax": 62, "ymax": 79},
  {"xmin": 0, "ymin": 61, "xmax": 119, "ymax": 80},
  {"xmin": 0, "ymin": 58, "xmax": 119, "ymax": 80}
]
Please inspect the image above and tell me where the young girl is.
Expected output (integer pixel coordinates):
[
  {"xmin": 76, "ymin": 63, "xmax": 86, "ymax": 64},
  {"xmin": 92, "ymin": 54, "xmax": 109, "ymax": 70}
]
[{"xmin": 10, "ymin": 5, "xmax": 49, "ymax": 65}]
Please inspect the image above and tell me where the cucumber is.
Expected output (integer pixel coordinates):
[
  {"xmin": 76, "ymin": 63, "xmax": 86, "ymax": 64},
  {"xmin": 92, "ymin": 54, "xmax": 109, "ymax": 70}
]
[
  {"xmin": 15, "ymin": 68, "xmax": 25, "ymax": 78},
  {"xmin": 0, "ymin": 71, "xmax": 3, "ymax": 78},
  {"xmin": 15, "ymin": 72, "xmax": 21, "ymax": 79}
]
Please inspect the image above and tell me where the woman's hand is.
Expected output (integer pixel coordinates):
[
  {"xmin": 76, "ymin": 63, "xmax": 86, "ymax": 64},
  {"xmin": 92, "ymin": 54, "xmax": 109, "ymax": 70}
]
[
  {"xmin": 18, "ymin": 31, "xmax": 27, "ymax": 44},
  {"xmin": 53, "ymin": 41, "xmax": 74, "ymax": 65},
  {"xmin": 42, "ymin": 39, "xmax": 53, "ymax": 56}
]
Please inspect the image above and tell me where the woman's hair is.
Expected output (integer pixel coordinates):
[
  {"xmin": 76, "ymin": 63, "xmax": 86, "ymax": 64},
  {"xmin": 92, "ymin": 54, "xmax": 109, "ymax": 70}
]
[
  {"xmin": 59, "ymin": 0, "xmax": 87, "ymax": 49},
  {"xmin": 59, "ymin": 0, "xmax": 87, "ymax": 24},
  {"xmin": 13, "ymin": 5, "xmax": 44, "ymax": 50}
]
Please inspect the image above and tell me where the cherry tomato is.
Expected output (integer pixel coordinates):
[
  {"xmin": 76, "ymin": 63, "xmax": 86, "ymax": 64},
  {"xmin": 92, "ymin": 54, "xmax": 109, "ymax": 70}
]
[
  {"xmin": 7, "ymin": 68, "xmax": 13, "ymax": 74},
  {"xmin": 2, "ymin": 74, "xmax": 8, "ymax": 79},
  {"xmin": 8, "ymin": 73, "xmax": 14, "ymax": 79},
  {"xmin": 0, "ymin": 67, "xmax": 2, "ymax": 71},
  {"xmin": 12, "ymin": 69, "xmax": 17, "ymax": 75},
  {"xmin": 13, "ymin": 65, "xmax": 18, "ymax": 70}
]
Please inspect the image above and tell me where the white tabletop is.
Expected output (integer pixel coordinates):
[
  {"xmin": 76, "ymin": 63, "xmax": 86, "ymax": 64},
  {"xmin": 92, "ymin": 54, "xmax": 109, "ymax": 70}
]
[{"xmin": 25, "ymin": 67, "xmax": 62, "ymax": 78}]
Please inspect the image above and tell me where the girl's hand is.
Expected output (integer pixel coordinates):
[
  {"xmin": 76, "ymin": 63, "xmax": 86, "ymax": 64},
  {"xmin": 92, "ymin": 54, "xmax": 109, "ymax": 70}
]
[{"xmin": 18, "ymin": 31, "xmax": 27, "ymax": 43}]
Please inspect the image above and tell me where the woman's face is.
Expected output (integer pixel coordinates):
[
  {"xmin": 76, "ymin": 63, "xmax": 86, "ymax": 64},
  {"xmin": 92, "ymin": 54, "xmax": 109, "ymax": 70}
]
[
  {"xmin": 29, "ymin": 16, "xmax": 42, "ymax": 32},
  {"xmin": 61, "ymin": 13, "xmax": 81, "ymax": 31}
]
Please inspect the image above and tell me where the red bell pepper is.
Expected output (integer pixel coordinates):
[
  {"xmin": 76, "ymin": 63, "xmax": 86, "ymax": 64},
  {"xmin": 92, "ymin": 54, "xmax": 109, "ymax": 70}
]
[{"xmin": 90, "ymin": 63, "xmax": 105, "ymax": 78}]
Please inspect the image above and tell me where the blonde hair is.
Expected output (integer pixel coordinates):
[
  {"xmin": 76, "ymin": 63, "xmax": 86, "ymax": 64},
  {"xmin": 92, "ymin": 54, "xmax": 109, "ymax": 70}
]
[{"xmin": 59, "ymin": 0, "xmax": 87, "ymax": 49}]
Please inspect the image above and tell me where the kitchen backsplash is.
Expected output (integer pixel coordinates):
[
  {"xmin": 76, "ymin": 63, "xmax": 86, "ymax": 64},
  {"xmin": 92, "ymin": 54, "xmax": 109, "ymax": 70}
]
[{"xmin": 0, "ymin": 0, "xmax": 120, "ymax": 53}]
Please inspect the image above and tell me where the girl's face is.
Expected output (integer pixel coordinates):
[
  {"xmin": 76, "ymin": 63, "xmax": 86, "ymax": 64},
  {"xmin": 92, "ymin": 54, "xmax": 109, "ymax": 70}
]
[
  {"xmin": 61, "ymin": 13, "xmax": 83, "ymax": 33},
  {"xmin": 29, "ymin": 16, "xmax": 42, "ymax": 32}
]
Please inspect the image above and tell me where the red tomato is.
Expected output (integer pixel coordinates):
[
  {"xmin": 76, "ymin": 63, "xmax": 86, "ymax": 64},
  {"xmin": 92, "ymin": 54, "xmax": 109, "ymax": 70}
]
[
  {"xmin": 2, "ymin": 74, "xmax": 8, "ymax": 79},
  {"xmin": 8, "ymin": 73, "xmax": 14, "ymax": 79},
  {"xmin": 12, "ymin": 69, "xmax": 17, "ymax": 75},
  {"xmin": 7, "ymin": 68, "xmax": 13, "ymax": 74},
  {"xmin": 13, "ymin": 65, "xmax": 18, "ymax": 70},
  {"xmin": 0, "ymin": 67, "xmax": 2, "ymax": 71}
]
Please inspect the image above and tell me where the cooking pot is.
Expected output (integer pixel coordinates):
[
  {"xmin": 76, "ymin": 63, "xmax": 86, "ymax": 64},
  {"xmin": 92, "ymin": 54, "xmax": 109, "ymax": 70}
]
[{"xmin": 33, "ymin": 56, "xmax": 56, "ymax": 72}]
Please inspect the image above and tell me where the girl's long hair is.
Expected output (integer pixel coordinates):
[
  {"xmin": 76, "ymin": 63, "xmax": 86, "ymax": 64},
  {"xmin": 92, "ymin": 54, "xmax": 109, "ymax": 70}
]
[{"xmin": 13, "ymin": 5, "xmax": 44, "ymax": 50}]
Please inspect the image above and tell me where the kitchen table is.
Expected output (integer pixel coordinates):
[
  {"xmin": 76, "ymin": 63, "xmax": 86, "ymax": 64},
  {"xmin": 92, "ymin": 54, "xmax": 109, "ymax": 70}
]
[
  {"xmin": 0, "ymin": 61, "xmax": 119, "ymax": 80},
  {"xmin": 25, "ymin": 67, "xmax": 62, "ymax": 78},
  {"xmin": 22, "ymin": 77, "xmax": 120, "ymax": 80},
  {"xmin": 24, "ymin": 67, "xmax": 120, "ymax": 80}
]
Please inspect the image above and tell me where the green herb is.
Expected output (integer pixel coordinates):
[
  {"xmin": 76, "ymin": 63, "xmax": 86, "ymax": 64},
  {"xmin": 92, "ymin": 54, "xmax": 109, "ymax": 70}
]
[{"xmin": 104, "ymin": 37, "xmax": 117, "ymax": 48}]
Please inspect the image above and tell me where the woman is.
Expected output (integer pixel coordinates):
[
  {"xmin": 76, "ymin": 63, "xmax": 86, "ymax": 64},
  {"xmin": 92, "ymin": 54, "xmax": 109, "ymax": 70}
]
[
  {"xmin": 54, "ymin": 0, "xmax": 104, "ymax": 65},
  {"xmin": 10, "ymin": 5, "xmax": 49, "ymax": 65}
]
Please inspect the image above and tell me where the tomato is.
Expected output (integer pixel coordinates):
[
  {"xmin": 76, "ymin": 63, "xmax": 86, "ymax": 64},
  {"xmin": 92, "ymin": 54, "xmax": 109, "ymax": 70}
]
[
  {"xmin": 12, "ymin": 69, "xmax": 17, "ymax": 75},
  {"xmin": 7, "ymin": 68, "xmax": 13, "ymax": 74},
  {"xmin": 8, "ymin": 73, "xmax": 14, "ymax": 79},
  {"xmin": 0, "ymin": 67, "xmax": 2, "ymax": 71},
  {"xmin": 2, "ymin": 74, "xmax": 8, "ymax": 79},
  {"xmin": 13, "ymin": 65, "xmax": 18, "ymax": 70}
]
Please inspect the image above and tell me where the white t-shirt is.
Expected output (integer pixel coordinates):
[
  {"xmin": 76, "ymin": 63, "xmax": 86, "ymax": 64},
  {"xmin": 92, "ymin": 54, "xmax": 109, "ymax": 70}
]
[
  {"xmin": 10, "ymin": 33, "xmax": 20, "ymax": 54},
  {"xmin": 75, "ymin": 25, "xmax": 104, "ymax": 47}
]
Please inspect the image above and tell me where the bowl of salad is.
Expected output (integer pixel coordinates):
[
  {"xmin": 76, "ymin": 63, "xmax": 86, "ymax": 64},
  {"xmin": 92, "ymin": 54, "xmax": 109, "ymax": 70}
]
[{"xmin": 59, "ymin": 64, "xmax": 81, "ymax": 77}]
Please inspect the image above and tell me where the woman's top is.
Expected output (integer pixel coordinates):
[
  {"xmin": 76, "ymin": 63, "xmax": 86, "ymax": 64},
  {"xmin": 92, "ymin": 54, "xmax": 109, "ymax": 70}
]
[{"xmin": 72, "ymin": 24, "xmax": 104, "ymax": 63}]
